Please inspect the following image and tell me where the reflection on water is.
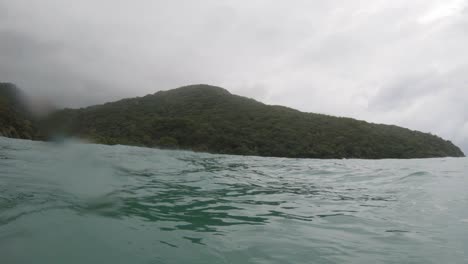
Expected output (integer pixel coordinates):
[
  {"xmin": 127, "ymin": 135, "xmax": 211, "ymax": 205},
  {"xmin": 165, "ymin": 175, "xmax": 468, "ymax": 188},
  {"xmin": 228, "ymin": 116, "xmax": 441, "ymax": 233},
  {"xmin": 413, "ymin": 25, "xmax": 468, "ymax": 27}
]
[{"xmin": 1, "ymin": 137, "xmax": 468, "ymax": 264}]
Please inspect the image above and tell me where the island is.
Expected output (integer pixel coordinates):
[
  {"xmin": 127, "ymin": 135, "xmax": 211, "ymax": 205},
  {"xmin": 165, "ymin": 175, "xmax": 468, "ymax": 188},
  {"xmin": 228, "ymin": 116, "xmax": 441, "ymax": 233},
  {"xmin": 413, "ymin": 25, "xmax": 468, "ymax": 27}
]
[{"xmin": 1, "ymin": 82, "xmax": 465, "ymax": 159}]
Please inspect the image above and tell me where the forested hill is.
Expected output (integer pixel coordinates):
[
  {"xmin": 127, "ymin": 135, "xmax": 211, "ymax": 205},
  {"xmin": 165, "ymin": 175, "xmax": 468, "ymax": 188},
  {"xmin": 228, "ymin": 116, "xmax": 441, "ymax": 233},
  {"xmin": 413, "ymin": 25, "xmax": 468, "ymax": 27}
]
[
  {"xmin": 41, "ymin": 84, "xmax": 465, "ymax": 159},
  {"xmin": 0, "ymin": 83, "xmax": 40, "ymax": 140}
]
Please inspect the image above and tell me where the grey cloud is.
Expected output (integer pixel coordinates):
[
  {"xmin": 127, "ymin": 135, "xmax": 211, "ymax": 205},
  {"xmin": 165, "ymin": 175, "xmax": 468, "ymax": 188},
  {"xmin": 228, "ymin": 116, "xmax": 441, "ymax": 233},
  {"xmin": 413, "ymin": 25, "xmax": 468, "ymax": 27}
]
[
  {"xmin": 0, "ymin": 30, "xmax": 117, "ymax": 107},
  {"xmin": 0, "ymin": 3, "xmax": 6, "ymax": 19},
  {"xmin": 368, "ymin": 71, "xmax": 443, "ymax": 111},
  {"xmin": 0, "ymin": 31, "xmax": 59, "ymax": 62}
]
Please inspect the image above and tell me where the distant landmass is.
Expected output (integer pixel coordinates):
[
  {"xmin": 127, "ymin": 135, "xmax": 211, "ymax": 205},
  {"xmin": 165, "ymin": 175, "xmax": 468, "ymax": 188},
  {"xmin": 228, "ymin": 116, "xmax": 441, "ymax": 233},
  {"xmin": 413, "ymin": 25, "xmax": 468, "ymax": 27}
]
[{"xmin": 0, "ymin": 83, "xmax": 465, "ymax": 159}]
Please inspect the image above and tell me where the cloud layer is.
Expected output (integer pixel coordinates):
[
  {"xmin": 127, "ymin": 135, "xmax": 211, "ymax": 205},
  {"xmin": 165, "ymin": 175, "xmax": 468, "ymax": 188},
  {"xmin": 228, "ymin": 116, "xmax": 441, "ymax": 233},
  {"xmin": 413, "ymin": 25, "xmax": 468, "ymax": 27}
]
[{"xmin": 1, "ymin": 0, "xmax": 467, "ymax": 152}]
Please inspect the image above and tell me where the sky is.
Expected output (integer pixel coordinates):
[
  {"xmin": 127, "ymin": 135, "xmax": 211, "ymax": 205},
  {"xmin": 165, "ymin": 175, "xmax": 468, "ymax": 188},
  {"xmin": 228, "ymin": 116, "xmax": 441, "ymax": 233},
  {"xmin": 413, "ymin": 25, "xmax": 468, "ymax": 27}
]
[{"xmin": 0, "ymin": 0, "xmax": 467, "ymax": 152}]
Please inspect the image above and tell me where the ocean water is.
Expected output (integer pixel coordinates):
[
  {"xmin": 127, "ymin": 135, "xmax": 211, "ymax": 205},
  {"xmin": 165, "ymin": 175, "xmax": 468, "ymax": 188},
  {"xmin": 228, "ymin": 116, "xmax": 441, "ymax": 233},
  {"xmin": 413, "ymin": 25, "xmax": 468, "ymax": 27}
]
[{"xmin": 0, "ymin": 137, "xmax": 467, "ymax": 264}]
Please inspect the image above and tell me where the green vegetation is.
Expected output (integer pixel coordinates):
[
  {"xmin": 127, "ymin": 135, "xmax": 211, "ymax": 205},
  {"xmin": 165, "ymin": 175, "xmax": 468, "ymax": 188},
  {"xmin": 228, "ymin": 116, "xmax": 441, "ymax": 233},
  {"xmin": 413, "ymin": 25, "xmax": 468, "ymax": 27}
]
[
  {"xmin": 0, "ymin": 83, "xmax": 40, "ymax": 140},
  {"xmin": 0, "ymin": 83, "xmax": 464, "ymax": 158},
  {"xmin": 41, "ymin": 84, "xmax": 465, "ymax": 159}
]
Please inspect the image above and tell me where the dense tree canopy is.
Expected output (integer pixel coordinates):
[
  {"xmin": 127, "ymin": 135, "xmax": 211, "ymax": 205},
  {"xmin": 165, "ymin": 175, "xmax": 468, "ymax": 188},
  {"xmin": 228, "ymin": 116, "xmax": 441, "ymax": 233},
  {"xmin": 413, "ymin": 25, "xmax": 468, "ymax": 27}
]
[
  {"xmin": 0, "ymin": 83, "xmax": 39, "ymax": 140},
  {"xmin": 41, "ymin": 84, "xmax": 465, "ymax": 159}
]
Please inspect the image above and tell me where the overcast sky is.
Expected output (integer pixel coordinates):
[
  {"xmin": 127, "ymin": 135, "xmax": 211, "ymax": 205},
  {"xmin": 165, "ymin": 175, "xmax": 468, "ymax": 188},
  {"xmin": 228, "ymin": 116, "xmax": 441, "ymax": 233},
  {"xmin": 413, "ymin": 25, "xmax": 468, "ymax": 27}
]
[{"xmin": 1, "ymin": 0, "xmax": 467, "ymax": 152}]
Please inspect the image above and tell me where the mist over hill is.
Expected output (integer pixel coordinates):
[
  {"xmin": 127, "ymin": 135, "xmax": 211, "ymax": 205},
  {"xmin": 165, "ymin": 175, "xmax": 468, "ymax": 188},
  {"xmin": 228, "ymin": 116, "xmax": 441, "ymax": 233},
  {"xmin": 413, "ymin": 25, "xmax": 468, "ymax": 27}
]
[{"xmin": 0, "ymin": 83, "xmax": 41, "ymax": 139}]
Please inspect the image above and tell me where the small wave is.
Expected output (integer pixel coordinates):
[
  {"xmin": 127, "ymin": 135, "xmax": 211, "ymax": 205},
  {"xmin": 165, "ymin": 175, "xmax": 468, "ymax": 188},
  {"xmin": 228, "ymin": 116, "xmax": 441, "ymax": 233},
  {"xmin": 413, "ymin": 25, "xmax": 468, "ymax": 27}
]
[
  {"xmin": 399, "ymin": 171, "xmax": 430, "ymax": 181},
  {"xmin": 385, "ymin": 230, "xmax": 410, "ymax": 233}
]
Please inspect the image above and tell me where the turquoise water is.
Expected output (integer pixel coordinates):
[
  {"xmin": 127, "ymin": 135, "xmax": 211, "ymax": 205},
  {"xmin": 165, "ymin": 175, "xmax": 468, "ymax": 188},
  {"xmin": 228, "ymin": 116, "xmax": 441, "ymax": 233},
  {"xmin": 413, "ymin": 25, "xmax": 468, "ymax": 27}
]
[{"xmin": 1, "ymin": 137, "xmax": 467, "ymax": 264}]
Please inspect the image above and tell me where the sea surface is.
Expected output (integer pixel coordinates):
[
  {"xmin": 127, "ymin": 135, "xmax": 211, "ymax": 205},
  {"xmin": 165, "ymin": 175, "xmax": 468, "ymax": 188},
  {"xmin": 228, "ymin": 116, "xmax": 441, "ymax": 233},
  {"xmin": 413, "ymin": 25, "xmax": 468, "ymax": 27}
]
[{"xmin": 0, "ymin": 137, "xmax": 467, "ymax": 264}]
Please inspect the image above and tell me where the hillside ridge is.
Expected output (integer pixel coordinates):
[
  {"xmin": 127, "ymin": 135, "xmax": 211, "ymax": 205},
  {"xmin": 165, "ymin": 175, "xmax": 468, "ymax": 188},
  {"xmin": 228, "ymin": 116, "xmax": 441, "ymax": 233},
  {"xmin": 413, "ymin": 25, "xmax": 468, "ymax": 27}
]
[{"xmin": 40, "ymin": 84, "xmax": 465, "ymax": 159}]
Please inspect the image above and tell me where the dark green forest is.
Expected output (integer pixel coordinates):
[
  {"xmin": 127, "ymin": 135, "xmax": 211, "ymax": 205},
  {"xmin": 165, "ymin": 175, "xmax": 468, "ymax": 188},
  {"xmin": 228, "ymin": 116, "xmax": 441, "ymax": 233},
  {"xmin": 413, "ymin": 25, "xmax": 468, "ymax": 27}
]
[
  {"xmin": 38, "ymin": 84, "xmax": 464, "ymax": 159},
  {"xmin": 0, "ymin": 83, "xmax": 40, "ymax": 140}
]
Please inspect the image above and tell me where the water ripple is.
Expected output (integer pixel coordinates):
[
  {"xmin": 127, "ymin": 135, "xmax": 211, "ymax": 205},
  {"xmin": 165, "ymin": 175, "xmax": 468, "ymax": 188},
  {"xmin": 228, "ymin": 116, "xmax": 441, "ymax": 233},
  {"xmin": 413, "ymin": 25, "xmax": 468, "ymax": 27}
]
[{"xmin": 1, "ymin": 138, "xmax": 467, "ymax": 264}]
